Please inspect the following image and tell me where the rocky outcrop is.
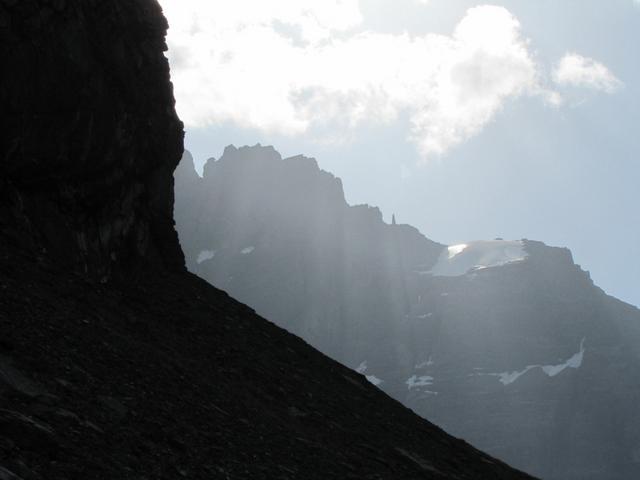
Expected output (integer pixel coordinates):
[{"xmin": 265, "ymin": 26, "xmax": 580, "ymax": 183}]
[
  {"xmin": 397, "ymin": 241, "xmax": 640, "ymax": 479},
  {"xmin": 175, "ymin": 146, "xmax": 640, "ymax": 480},
  {"xmin": 0, "ymin": 2, "xmax": 535, "ymax": 479},
  {"xmin": 0, "ymin": 0, "xmax": 185, "ymax": 276}
]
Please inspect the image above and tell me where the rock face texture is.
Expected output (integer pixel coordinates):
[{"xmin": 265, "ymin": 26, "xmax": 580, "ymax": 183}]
[
  {"xmin": 0, "ymin": 0, "xmax": 185, "ymax": 275},
  {"xmin": 175, "ymin": 146, "xmax": 443, "ymax": 365},
  {"xmin": 0, "ymin": 2, "xmax": 535, "ymax": 479},
  {"xmin": 175, "ymin": 145, "xmax": 640, "ymax": 480}
]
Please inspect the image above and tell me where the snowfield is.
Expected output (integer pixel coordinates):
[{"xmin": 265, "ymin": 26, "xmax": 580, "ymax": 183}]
[
  {"xmin": 406, "ymin": 375, "xmax": 434, "ymax": 389},
  {"xmin": 478, "ymin": 338, "xmax": 586, "ymax": 386},
  {"xmin": 427, "ymin": 240, "xmax": 528, "ymax": 277},
  {"xmin": 196, "ymin": 250, "xmax": 216, "ymax": 264}
]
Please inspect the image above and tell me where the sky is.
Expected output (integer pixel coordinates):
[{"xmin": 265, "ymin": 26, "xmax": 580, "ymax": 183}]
[{"xmin": 159, "ymin": 0, "xmax": 640, "ymax": 308}]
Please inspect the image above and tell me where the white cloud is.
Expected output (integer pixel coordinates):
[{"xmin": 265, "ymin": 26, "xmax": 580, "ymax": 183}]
[
  {"xmin": 552, "ymin": 53, "xmax": 623, "ymax": 93},
  {"xmin": 160, "ymin": 2, "xmax": 560, "ymax": 160}
]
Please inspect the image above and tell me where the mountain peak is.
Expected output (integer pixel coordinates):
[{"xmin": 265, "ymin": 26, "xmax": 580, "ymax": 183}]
[{"xmin": 175, "ymin": 143, "xmax": 640, "ymax": 480}]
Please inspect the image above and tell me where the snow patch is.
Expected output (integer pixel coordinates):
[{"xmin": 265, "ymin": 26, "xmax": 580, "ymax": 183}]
[
  {"xmin": 240, "ymin": 246, "xmax": 255, "ymax": 255},
  {"xmin": 406, "ymin": 375, "xmax": 434, "ymax": 389},
  {"xmin": 425, "ymin": 240, "xmax": 528, "ymax": 277},
  {"xmin": 357, "ymin": 362, "xmax": 382, "ymax": 386},
  {"xmin": 482, "ymin": 338, "xmax": 586, "ymax": 386},
  {"xmin": 541, "ymin": 338, "xmax": 586, "ymax": 377},
  {"xmin": 448, "ymin": 244, "xmax": 468, "ymax": 258},
  {"xmin": 355, "ymin": 361, "xmax": 367, "ymax": 374},
  {"xmin": 196, "ymin": 250, "xmax": 216, "ymax": 264},
  {"xmin": 415, "ymin": 357, "xmax": 435, "ymax": 369},
  {"xmin": 493, "ymin": 366, "xmax": 537, "ymax": 386}
]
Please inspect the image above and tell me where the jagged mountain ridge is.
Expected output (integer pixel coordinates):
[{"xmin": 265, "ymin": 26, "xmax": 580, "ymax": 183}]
[
  {"xmin": 176, "ymin": 146, "xmax": 443, "ymax": 364},
  {"xmin": 175, "ymin": 144, "xmax": 640, "ymax": 480},
  {"xmin": 0, "ymin": 1, "xmax": 535, "ymax": 479}
]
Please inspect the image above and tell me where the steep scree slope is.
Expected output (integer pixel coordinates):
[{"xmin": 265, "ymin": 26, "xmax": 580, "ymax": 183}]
[{"xmin": 0, "ymin": 2, "xmax": 535, "ymax": 479}]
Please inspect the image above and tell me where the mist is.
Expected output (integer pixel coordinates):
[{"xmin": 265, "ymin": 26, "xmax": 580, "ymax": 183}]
[
  {"xmin": 160, "ymin": 2, "xmax": 640, "ymax": 478},
  {"xmin": 174, "ymin": 141, "xmax": 640, "ymax": 479},
  {"xmin": 3, "ymin": 1, "xmax": 638, "ymax": 479}
]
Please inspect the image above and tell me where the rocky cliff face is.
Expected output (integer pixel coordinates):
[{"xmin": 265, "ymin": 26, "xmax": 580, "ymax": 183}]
[
  {"xmin": 0, "ymin": 3, "xmax": 535, "ymax": 479},
  {"xmin": 0, "ymin": 0, "xmax": 185, "ymax": 276},
  {"xmin": 397, "ymin": 241, "xmax": 640, "ymax": 479},
  {"xmin": 175, "ymin": 145, "xmax": 443, "ymax": 364},
  {"xmin": 175, "ymin": 145, "xmax": 640, "ymax": 480}
]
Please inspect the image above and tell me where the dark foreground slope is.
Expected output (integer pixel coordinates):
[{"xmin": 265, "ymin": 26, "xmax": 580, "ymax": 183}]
[
  {"xmin": 175, "ymin": 146, "xmax": 640, "ymax": 480},
  {"xmin": 0, "ymin": 1, "xmax": 534, "ymax": 479},
  {"xmin": 0, "ymin": 237, "xmax": 536, "ymax": 479}
]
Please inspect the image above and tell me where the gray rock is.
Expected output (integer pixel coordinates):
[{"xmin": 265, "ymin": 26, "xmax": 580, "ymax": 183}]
[
  {"xmin": 0, "ymin": 466, "xmax": 23, "ymax": 480},
  {"xmin": 175, "ymin": 146, "xmax": 640, "ymax": 480},
  {"xmin": 0, "ymin": 355, "xmax": 45, "ymax": 398},
  {"xmin": 0, "ymin": 409, "xmax": 58, "ymax": 453}
]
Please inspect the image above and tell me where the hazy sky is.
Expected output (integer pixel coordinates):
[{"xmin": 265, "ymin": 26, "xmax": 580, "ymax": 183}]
[{"xmin": 160, "ymin": 0, "xmax": 639, "ymax": 307}]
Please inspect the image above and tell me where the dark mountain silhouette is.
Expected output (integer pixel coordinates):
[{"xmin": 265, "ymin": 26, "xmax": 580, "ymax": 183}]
[
  {"xmin": 0, "ymin": 2, "xmax": 534, "ymax": 479},
  {"xmin": 175, "ymin": 144, "xmax": 640, "ymax": 480}
]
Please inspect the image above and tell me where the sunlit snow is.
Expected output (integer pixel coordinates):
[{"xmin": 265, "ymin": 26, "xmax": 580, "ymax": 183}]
[
  {"xmin": 448, "ymin": 244, "xmax": 468, "ymax": 258},
  {"xmin": 196, "ymin": 250, "xmax": 216, "ymax": 264},
  {"xmin": 426, "ymin": 240, "xmax": 528, "ymax": 277}
]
